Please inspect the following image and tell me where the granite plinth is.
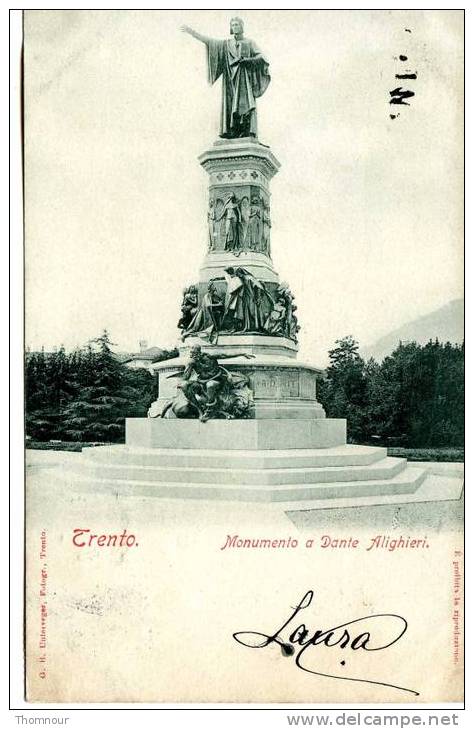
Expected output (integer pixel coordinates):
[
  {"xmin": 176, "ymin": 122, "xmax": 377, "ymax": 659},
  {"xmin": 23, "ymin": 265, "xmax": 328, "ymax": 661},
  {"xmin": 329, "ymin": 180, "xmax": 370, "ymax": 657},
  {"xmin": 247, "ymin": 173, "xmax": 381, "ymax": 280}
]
[{"xmin": 126, "ymin": 418, "xmax": 346, "ymax": 450}]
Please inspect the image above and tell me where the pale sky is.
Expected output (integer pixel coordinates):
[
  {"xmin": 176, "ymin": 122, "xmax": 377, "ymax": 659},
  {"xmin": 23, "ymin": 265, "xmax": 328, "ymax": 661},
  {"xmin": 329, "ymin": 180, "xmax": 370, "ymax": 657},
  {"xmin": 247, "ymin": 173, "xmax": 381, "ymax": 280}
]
[{"xmin": 24, "ymin": 9, "xmax": 463, "ymax": 366}]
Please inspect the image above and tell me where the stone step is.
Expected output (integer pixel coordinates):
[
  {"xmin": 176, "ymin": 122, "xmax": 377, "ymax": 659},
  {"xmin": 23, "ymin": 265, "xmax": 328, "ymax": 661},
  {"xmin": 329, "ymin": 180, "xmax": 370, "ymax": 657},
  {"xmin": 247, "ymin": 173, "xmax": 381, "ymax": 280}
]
[
  {"xmin": 71, "ymin": 455, "xmax": 407, "ymax": 486},
  {"xmin": 278, "ymin": 471, "xmax": 463, "ymax": 512},
  {"xmin": 56, "ymin": 463, "xmax": 426, "ymax": 502},
  {"xmin": 81, "ymin": 444, "xmax": 388, "ymax": 469}
]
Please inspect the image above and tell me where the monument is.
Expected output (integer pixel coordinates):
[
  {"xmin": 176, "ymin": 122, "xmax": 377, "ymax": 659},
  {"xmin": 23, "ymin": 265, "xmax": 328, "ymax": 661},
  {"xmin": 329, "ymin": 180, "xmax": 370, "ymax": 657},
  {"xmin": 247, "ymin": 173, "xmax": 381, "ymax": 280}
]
[
  {"xmin": 70, "ymin": 18, "xmax": 431, "ymax": 504},
  {"xmin": 151, "ymin": 17, "xmax": 323, "ymax": 423}
]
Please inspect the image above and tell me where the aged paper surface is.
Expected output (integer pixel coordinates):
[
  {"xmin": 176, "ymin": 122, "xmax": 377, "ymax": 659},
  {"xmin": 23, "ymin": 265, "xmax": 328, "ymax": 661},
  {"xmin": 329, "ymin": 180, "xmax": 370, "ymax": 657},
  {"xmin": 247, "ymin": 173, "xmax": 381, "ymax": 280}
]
[{"xmin": 24, "ymin": 10, "xmax": 463, "ymax": 704}]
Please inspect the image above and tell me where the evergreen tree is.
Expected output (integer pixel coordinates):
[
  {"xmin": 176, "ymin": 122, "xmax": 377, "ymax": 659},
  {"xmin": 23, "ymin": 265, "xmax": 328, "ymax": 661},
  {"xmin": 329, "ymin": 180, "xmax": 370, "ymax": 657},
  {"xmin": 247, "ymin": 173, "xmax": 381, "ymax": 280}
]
[
  {"xmin": 59, "ymin": 330, "xmax": 153, "ymax": 442},
  {"xmin": 26, "ymin": 333, "xmax": 155, "ymax": 443},
  {"xmin": 46, "ymin": 345, "xmax": 75, "ymax": 414},
  {"xmin": 62, "ymin": 331, "xmax": 122, "ymax": 441},
  {"xmin": 319, "ymin": 336, "xmax": 369, "ymax": 442},
  {"xmin": 25, "ymin": 347, "xmax": 56, "ymax": 440}
]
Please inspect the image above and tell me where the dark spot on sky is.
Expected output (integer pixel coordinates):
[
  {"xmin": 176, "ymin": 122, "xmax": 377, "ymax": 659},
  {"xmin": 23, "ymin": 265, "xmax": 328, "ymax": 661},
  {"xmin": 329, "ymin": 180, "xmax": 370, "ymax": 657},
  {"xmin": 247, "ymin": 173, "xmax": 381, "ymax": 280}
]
[
  {"xmin": 399, "ymin": 54, "xmax": 408, "ymax": 61},
  {"xmin": 340, "ymin": 660, "xmax": 346, "ymax": 666},
  {"xmin": 389, "ymin": 87, "xmax": 415, "ymax": 105},
  {"xmin": 405, "ymin": 28, "xmax": 412, "ymax": 33},
  {"xmin": 395, "ymin": 72, "xmax": 417, "ymax": 80}
]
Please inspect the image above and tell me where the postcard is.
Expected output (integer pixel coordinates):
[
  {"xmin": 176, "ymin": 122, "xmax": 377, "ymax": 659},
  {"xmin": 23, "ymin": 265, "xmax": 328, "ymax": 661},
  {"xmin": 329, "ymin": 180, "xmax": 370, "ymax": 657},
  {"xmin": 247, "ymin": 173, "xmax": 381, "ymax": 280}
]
[{"xmin": 23, "ymin": 9, "xmax": 464, "ymax": 704}]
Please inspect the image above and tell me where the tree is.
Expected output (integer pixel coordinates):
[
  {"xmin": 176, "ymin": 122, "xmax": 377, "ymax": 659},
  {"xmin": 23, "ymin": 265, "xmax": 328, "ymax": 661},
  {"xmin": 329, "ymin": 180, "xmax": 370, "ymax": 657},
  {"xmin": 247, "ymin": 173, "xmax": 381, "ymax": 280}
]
[
  {"xmin": 25, "ymin": 348, "xmax": 58, "ymax": 441},
  {"xmin": 62, "ymin": 331, "xmax": 120, "ymax": 441},
  {"xmin": 375, "ymin": 340, "xmax": 464, "ymax": 447},
  {"xmin": 46, "ymin": 346, "xmax": 76, "ymax": 414},
  {"xmin": 363, "ymin": 357, "xmax": 398, "ymax": 440},
  {"xmin": 26, "ymin": 332, "xmax": 156, "ymax": 443},
  {"xmin": 318, "ymin": 336, "xmax": 369, "ymax": 442}
]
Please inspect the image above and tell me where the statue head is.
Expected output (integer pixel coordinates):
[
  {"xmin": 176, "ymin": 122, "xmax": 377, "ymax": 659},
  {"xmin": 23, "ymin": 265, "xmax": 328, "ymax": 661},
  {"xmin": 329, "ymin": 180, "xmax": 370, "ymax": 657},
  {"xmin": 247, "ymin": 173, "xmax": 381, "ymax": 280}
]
[
  {"xmin": 230, "ymin": 17, "xmax": 244, "ymax": 36},
  {"xmin": 190, "ymin": 345, "xmax": 202, "ymax": 360},
  {"xmin": 251, "ymin": 195, "xmax": 260, "ymax": 205}
]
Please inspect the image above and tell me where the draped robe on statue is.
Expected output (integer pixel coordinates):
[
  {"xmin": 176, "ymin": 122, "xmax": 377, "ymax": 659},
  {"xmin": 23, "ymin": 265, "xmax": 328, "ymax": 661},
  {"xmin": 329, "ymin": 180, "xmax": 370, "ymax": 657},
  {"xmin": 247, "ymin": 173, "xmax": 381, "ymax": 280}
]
[
  {"xmin": 223, "ymin": 267, "xmax": 274, "ymax": 332},
  {"xmin": 206, "ymin": 37, "xmax": 270, "ymax": 138}
]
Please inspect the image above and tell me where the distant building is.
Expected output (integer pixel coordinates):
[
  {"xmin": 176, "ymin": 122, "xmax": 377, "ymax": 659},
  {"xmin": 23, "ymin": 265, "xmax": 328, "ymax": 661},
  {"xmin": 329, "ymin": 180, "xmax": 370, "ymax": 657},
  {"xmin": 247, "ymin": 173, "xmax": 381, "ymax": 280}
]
[{"xmin": 121, "ymin": 341, "xmax": 177, "ymax": 372}]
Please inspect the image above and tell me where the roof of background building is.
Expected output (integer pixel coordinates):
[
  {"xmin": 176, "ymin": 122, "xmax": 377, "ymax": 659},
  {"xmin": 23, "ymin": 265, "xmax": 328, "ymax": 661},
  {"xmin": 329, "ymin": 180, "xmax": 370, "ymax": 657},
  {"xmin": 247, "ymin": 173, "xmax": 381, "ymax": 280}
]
[{"xmin": 120, "ymin": 346, "xmax": 167, "ymax": 364}]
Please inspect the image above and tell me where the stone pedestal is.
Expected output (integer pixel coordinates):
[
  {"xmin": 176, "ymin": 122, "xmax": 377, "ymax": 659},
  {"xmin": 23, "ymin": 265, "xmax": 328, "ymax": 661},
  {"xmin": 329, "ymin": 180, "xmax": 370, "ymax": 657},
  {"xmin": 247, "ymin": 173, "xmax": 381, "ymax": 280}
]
[
  {"xmin": 153, "ymin": 350, "xmax": 325, "ymax": 420},
  {"xmin": 198, "ymin": 137, "xmax": 280, "ymax": 280},
  {"xmin": 150, "ymin": 137, "xmax": 327, "ymax": 422},
  {"xmin": 127, "ymin": 418, "xmax": 345, "ymax": 450}
]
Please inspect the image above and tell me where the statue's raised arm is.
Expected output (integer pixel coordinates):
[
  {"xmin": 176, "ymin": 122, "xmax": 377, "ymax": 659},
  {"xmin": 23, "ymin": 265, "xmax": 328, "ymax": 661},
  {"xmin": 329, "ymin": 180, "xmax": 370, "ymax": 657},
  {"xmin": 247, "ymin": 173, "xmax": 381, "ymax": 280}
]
[
  {"xmin": 181, "ymin": 17, "xmax": 270, "ymax": 139},
  {"xmin": 180, "ymin": 25, "xmax": 211, "ymax": 44}
]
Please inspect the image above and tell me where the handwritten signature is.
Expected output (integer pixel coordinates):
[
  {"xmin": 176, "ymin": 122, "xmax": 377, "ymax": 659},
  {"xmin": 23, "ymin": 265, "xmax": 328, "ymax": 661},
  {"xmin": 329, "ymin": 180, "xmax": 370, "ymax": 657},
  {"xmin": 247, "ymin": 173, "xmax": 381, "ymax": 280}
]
[{"xmin": 233, "ymin": 590, "xmax": 418, "ymax": 696}]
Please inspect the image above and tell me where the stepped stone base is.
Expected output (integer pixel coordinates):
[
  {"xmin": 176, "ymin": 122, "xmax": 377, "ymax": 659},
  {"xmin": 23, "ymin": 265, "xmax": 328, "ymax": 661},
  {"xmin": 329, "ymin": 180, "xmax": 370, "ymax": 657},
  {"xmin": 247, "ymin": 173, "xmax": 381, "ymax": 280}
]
[
  {"xmin": 65, "ymin": 442, "xmax": 426, "ymax": 502},
  {"xmin": 57, "ymin": 418, "xmax": 433, "ymax": 505}
]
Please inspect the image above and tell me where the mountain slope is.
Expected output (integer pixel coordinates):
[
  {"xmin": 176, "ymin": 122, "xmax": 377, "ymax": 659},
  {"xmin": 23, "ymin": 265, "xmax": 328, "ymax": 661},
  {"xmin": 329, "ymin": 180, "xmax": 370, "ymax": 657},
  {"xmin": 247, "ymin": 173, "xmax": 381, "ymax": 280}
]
[{"xmin": 362, "ymin": 299, "xmax": 464, "ymax": 361}]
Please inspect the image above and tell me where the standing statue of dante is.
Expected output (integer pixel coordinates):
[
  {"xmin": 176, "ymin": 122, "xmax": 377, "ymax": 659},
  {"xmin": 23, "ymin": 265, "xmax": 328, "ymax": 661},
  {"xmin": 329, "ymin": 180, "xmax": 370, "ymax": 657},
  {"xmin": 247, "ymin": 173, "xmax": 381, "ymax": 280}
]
[{"xmin": 181, "ymin": 18, "xmax": 270, "ymax": 138}]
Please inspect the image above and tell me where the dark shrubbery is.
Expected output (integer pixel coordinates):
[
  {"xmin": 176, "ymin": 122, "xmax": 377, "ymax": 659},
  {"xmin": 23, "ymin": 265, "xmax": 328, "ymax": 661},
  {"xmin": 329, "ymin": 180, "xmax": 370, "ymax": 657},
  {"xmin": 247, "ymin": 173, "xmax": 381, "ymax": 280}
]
[{"xmin": 25, "ymin": 331, "xmax": 157, "ymax": 443}]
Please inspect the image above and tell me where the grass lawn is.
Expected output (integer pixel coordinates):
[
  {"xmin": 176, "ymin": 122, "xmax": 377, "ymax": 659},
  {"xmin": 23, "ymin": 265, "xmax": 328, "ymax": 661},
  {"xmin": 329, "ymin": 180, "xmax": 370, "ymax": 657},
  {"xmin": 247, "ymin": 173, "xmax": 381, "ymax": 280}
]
[
  {"xmin": 26, "ymin": 441, "xmax": 464, "ymax": 462},
  {"xmin": 387, "ymin": 446, "xmax": 464, "ymax": 462},
  {"xmin": 26, "ymin": 440, "xmax": 118, "ymax": 452}
]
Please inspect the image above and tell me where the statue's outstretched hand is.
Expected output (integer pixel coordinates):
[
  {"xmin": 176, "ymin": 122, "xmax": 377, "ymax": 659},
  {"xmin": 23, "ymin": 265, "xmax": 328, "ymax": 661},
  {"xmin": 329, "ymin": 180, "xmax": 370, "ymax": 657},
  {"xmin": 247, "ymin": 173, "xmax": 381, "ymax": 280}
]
[{"xmin": 181, "ymin": 25, "xmax": 207, "ymax": 43}]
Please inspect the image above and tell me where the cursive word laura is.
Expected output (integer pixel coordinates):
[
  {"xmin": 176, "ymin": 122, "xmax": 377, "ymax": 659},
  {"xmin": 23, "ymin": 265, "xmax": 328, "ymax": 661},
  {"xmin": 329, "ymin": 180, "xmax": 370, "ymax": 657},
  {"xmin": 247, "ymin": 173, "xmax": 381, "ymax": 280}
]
[{"xmin": 233, "ymin": 590, "xmax": 418, "ymax": 696}]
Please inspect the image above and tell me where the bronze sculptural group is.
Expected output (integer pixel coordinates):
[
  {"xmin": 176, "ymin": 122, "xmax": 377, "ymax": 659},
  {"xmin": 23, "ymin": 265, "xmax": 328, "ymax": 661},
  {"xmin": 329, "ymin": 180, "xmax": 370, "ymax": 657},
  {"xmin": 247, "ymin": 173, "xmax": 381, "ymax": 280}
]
[
  {"xmin": 178, "ymin": 273, "xmax": 300, "ymax": 344},
  {"xmin": 264, "ymin": 283, "xmax": 300, "ymax": 341},
  {"xmin": 181, "ymin": 281, "xmax": 224, "ymax": 344},
  {"xmin": 159, "ymin": 346, "xmax": 255, "ymax": 421},
  {"xmin": 177, "ymin": 285, "xmax": 198, "ymax": 331}
]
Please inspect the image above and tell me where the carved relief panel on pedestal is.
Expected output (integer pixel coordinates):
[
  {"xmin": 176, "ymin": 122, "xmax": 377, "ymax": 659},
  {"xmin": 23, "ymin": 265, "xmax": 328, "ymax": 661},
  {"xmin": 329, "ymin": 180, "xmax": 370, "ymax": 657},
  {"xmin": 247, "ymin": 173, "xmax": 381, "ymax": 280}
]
[{"xmin": 207, "ymin": 185, "xmax": 271, "ymax": 257}]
